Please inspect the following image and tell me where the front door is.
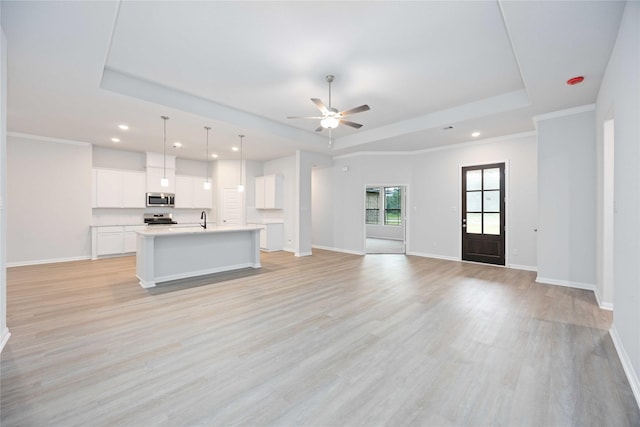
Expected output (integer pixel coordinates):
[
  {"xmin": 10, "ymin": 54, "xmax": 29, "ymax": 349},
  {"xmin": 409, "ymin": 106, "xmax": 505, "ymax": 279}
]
[{"xmin": 461, "ymin": 163, "xmax": 505, "ymax": 265}]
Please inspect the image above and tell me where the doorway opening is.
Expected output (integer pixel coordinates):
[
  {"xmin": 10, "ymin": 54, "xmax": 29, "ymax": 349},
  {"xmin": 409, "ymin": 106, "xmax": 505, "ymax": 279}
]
[
  {"xmin": 365, "ymin": 185, "xmax": 406, "ymax": 254},
  {"xmin": 461, "ymin": 163, "xmax": 506, "ymax": 265}
]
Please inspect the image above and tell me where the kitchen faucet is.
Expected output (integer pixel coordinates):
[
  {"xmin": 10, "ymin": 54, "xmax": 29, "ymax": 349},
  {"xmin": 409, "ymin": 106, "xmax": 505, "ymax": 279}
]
[{"xmin": 200, "ymin": 211, "xmax": 207, "ymax": 229}]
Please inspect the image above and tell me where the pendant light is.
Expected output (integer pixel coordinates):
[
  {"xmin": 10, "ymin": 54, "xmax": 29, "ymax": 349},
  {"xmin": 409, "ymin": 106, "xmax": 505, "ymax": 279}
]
[
  {"xmin": 237, "ymin": 134, "xmax": 245, "ymax": 193},
  {"xmin": 203, "ymin": 126, "xmax": 212, "ymax": 190},
  {"xmin": 160, "ymin": 115, "xmax": 169, "ymax": 188}
]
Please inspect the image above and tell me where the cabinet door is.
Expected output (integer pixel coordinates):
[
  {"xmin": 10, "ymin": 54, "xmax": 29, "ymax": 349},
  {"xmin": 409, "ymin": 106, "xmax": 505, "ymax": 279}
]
[
  {"xmin": 255, "ymin": 176, "xmax": 265, "ymax": 209},
  {"xmin": 96, "ymin": 227, "xmax": 124, "ymax": 255},
  {"xmin": 264, "ymin": 223, "xmax": 284, "ymax": 251},
  {"xmin": 175, "ymin": 175, "xmax": 194, "ymax": 208},
  {"xmin": 122, "ymin": 171, "xmax": 146, "ymax": 208},
  {"xmin": 124, "ymin": 226, "xmax": 146, "ymax": 252},
  {"xmin": 95, "ymin": 169, "xmax": 123, "ymax": 207},
  {"xmin": 259, "ymin": 175, "xmax": 283, "ymax": 209}
]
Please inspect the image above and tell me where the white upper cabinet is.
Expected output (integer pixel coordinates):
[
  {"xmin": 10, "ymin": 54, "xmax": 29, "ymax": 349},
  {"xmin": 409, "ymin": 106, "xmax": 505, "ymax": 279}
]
[
  {"xmin": 255, "ymin": 174, "xmax": 283, "ymax": 209},
  {"xmin": 175, "ymin": 175, "xmax": 213, "ymax": 209},
  {"xmin": 93, "ymin": 169, "xmax": 146, "ymax": 208},
  {"xmin": 122, "ymin": 171, "xmax": 146, "ymax": 207}
]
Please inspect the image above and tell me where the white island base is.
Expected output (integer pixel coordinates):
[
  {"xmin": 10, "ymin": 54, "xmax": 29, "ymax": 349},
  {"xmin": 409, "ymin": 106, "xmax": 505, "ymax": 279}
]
[{"xmin": 136, "ymin": 226, "xmax": 262, "ymax": 288}]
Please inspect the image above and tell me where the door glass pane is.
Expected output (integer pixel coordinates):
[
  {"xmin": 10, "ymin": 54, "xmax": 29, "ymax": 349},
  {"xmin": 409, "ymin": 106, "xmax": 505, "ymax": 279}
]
[
  {"xmin": 484, "ymin": 213, "xmax": 500, "ymax": 235},
  {"xmin": 466, "ymin": 170, "xmax": 481, "ymax": 191},
  {"xmin": 483, "ymin": 191, "xmax": 500, "ymax": 212},
  {"xmin": 483, "ymin": 168, "xmax": 500, "ymax": 190},
  {"xmin": 466, "ymin": 192, "xmax": 482, "ymax": 212},
  {"xmin": 467, "ymin": 213, "xmax": 482, "ymax": 234}
]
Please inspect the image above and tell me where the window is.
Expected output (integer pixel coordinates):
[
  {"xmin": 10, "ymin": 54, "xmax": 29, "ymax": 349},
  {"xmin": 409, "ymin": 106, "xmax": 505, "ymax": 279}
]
[
  {"xmin": 366, "ymin": 188, "xmax": 380, "ymax": 224},
  {"xmin": 366, "ymin": 186, "xmax": 402, "ymax": 226}
]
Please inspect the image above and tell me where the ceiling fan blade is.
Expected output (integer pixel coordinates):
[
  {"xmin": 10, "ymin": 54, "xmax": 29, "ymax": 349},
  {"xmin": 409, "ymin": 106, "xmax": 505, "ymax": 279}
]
[
  {"xmin": 340, "ymin": 120, "xmax": 363, "ymax": 129},
  {"xmin": 311, "ymin": 98, "xmax": 329, "ymax": 114},
  {"xmin": 339, "ymin": 104, "xmax": 370, "ymax": 117},
  {"xmin": 287, "ymin": 116, "xmax": 324, "ymax": 120},
  {"xmin": 315, "ymin": 126, "xmax": 324, "ymax": 132}
]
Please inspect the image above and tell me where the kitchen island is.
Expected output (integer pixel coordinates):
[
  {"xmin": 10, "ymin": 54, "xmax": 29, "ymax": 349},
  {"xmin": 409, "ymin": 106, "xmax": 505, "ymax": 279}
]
[{"xmin": 136, "ymin": 225, "xmax": 262, "ymax": 288}]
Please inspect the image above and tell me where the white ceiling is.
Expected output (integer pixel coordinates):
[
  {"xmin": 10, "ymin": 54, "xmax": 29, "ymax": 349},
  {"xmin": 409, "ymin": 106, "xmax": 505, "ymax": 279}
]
[{"xmin": 1, "ymin": 1, "xmax": 625, "ymax": 162}]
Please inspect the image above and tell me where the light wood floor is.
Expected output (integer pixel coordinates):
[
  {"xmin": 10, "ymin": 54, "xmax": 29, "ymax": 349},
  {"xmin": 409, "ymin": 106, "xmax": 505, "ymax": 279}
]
[{"xmin": 2, "ymin": 251, "xmax": 639, "ymax": 426}]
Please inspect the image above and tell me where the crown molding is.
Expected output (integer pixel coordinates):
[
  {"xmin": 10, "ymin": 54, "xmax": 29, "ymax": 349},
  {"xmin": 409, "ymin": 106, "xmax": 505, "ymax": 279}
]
[{"xmin": 7, "ymin": 132, "xmax": 92, "ymax": 147}]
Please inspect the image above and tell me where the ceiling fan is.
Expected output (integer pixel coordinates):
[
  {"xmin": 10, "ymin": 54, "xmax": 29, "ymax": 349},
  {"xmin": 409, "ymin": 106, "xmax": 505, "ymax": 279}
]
[{"xmin": 287, "ymin": 75, "xmax": 370, "ymax": 133}]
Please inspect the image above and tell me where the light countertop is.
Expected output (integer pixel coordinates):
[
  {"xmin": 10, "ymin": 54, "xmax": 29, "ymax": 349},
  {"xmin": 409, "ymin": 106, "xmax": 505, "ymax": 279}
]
[{"xmin": 136, "ymin": 225, "xmax": 262, "ymax": 237}]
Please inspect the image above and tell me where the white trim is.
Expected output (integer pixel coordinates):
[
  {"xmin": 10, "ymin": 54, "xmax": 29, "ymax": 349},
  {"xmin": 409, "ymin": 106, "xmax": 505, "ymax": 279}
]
[
  {"xmin": 295, "ymin": 251, "xmax": 312, "ymax": 257},
  {"xmin": 406, "ymin": 251, "xmax": 459, "ymax": 262},
  {"xmin": 7, "ymin": 255, "xmax": 91, "ymax": 268},
  {"xmin": 138, "ymin": 261, "xmax": 261, "ymax": 288},
  {"xmin": 610, "ymin": 324, "xmax": 640, "ymax": 409},
  {"xmin": 533, "ymin": 104, "xmax": 595, "ymax": 124},
  {"xmin": 312, "ymin": 245, "xmax": 365, "ymax": 256},
  {"xmin": 7, "ymin": 132, "xmax": 91, "ymax": 147},
  {"xmin": 0, "ymin": 328, "xmax": 10, "ymax": 353},
  {"xmin": 535, "ymin": 276, "xmax": 596, "ymax": 291},
  {"xmin": 333, "ymin": 131, "xmax": 536, "ymax": 160},
  {"xmin": 508, "ymin": 263, "xmax": 537, "ymax": 272},
  {"xmin": 594, "ymin": 286, "xmax": 614, "ymax": 311}
]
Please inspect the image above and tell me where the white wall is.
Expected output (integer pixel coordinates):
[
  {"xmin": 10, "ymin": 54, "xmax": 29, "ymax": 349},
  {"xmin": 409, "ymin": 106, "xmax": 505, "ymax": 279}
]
[
  {"xmin": 93, "ymin": 146, "xmax": 145, "ymax": 171},
  {"xmin": 0, "ymin": 18, "xmax": 9, "ymax": 351},
  {"xmin": 311, "ymin": 166, "xmax": 334, "ymax": 249},
  {"xmin": 7, "ymin": 135, "xmax": 92, "ymax": 265},
  {"xmin": 321, "ymin": 134, "xmax": 537, "ymax": 267},
  {"xmin": 295, "ymin": 151, "xmax": 333, "ymax": 256},
  {"xmin": 536, "ymin": 109, "xmax": 597, "ymax": 287},
  {"xmin": 596, "ymin": 0, "xmax": 640, "ymax": 403}
]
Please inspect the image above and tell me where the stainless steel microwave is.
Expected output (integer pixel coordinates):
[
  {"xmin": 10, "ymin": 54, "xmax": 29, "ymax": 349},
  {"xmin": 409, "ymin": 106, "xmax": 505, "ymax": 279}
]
[{"xmin": 146, "ymin": 192, "xmax": 175, "ymax": 207}]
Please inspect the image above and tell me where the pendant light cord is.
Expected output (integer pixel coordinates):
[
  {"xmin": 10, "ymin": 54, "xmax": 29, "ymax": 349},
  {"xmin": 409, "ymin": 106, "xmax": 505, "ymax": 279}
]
[
  {"xmin": 205, "ymin": 126, "xmax": 211, "ymax": 184},
  {"xmin": 161, "ymin": 116, "xmax": 169, "ymax": 179}
]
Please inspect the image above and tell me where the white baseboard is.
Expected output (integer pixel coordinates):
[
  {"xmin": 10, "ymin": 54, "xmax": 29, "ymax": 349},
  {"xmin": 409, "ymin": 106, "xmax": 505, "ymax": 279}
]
[
  {"xmin": 594, "ymin": 286, "xmax": 614, "ymax": 311},
  {"xmin": 311, "ymin": 245, "xmax": 365, "ymax": 256},
  {"xmin": 610, "ymin": 324, "xmax": 640, "ymax": 409},
  {"xmin": 0, "ymin": 327, "xmax": 11, "ymax": 353},
  {"xmin": 508, "ymin": 263, "xmax": 537, "ymax": 272},
  {"xmin": 295, "ymin": 252, "xmax": 313, "ymax": 257},
  {"xmin": 535, "ymin": 276, "xmax": 615, "ymax": 311},
  {"xmin": 535, "ymin": 276, "xmax": 596, "ymax": 291},
  {"xmin": 7, "ymin": 255, "xmax": 91, "ymax": 268},
  {"xmin": 405, "ymin": 251, "xmax": 460, "ymax": 262}
]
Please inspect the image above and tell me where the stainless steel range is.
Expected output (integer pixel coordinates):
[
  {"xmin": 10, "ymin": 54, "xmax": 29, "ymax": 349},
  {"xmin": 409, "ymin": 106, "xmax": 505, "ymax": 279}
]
[{"xmin": 144, "ymin": 213, "xmax": 177, "ymax": 226}]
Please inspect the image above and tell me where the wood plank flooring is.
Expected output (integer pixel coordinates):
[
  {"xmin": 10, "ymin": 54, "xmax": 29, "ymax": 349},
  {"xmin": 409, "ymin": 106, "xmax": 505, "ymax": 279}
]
[{"xmin": 1, "ymin": 250, "xmax": 639, "ymax": 426}]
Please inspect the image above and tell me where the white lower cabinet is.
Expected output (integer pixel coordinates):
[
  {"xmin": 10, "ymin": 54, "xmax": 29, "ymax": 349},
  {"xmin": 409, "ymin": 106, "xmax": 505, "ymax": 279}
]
[
  {"xmin": 124, "ymin": 225, "xmax": 147, "ymax": 253},
  {"xmin": 92, "ymin": 225, "xmax": 146, "ymax": 259},
  {"xmin": 248, "ymin": 223, "xmax": 284, "ymax": 251}
]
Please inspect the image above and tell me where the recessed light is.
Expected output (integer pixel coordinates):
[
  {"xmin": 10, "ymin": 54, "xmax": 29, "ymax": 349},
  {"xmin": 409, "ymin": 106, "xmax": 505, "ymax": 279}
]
[
  {"xmin": 111, "ymin": 137, "xmax": 120, "ymax": 143},
  {"xmin": 118, "ymin": 124, "xmax": 129, "ymax": 131},
  {"xmin": 471, "ymin": 132, "xmax": 481, "ymax": 138},
  {"xmin": 211, "ymin": 153, "xmax": 219, "ymax": 158},
  {"xmin": 173, "ymin": 141, "xmax": 182, "ymax": 148},
  {"xmin": 232, "ymin": 146, "xmax": 239, "ymax": 152}
]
